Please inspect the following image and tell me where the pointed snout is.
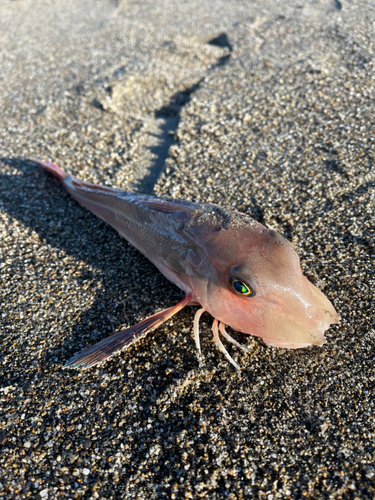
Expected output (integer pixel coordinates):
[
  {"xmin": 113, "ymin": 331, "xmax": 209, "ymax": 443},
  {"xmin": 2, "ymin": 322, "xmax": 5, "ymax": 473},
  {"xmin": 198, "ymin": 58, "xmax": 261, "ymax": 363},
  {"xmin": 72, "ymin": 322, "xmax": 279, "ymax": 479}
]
[{"xmin": 261, "ymin": 278, "xmax": 339, "ymax": 349}]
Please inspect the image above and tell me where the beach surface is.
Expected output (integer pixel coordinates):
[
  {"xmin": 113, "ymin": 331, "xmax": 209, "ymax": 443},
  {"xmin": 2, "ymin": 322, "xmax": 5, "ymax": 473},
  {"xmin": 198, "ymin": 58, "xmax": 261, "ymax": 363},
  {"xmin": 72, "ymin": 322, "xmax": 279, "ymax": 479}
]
[{"xmin": 0, "ymin": 0, "xmax": 374, "ymax": 498}]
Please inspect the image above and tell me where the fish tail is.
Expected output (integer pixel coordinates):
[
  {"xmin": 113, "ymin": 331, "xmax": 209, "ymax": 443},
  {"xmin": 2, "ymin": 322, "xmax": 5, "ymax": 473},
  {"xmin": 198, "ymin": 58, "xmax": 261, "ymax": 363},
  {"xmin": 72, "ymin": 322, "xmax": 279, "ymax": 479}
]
[{"xmin": 33, "ymin": 159, "xmax": 68, "ymax": 181}]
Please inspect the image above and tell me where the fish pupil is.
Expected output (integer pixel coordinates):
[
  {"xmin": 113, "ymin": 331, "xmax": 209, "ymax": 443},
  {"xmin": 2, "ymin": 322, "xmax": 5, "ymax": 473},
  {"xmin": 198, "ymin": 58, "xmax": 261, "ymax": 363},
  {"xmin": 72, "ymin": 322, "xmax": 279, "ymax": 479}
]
[
  {"xmin": 235, "ymin": 281, "xmax": 247, "ymax": 293},
  {"xmin": 229, "ymin": 277, "xmax": 253, "ymax": 296}
]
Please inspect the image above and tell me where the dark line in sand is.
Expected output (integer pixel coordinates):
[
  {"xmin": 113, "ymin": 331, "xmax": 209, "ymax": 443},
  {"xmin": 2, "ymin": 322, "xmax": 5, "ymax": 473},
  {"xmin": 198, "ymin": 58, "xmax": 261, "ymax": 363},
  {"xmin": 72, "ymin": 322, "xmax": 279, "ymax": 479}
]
[{"xmin": 135, "ymin": 33, "xmax": 232, "ymax": 194}]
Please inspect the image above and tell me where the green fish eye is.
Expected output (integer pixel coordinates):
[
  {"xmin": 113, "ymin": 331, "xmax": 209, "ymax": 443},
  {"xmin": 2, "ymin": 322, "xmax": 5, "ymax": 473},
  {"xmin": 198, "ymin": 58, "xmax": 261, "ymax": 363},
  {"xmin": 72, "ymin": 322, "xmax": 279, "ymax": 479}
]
[{"xmin": 229, "ymin": 277, "xmax": 255, "ymax": 297}]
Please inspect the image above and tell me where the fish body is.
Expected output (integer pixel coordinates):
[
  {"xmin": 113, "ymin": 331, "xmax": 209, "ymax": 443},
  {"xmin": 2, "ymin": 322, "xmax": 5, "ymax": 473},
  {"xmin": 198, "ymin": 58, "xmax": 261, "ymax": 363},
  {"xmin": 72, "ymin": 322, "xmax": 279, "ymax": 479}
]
[{"xmin": 35, "ymin": 160, "xmax": 339, "ymax": 370}]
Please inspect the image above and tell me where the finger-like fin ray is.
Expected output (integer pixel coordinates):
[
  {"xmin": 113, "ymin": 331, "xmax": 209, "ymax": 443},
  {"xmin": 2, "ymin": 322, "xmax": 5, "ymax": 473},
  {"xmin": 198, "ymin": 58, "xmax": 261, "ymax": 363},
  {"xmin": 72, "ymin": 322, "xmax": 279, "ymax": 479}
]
[
  {"xmin": 193, "ymin": 307, "xmax": 206, "ymax": 355},
  {"xmin": 212, "ymin": 319, "xmax": 241, "ymax": 371},
  {"xmin": 64, "ymin": 294, "xmax": 192, "ymax": 370},
  {"xmin": 219, "ymin": 323, "xmax": 248, "ymax": 353}
]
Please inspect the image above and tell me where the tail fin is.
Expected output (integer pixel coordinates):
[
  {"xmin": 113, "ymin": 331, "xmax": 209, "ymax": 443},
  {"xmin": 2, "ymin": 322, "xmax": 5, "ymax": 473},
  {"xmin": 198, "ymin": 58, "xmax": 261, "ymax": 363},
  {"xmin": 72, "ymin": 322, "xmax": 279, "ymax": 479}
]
[{"xmin": 34, "ymin": 159, "xmax": 68, "ymax": 181}]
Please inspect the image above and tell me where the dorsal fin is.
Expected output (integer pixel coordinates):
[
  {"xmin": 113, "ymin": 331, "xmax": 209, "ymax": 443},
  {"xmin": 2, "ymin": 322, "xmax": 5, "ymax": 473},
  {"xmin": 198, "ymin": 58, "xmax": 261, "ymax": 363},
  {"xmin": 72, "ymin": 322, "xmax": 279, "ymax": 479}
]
[{"xmin": 137, "ymin": 198, "xmax": 196, "ymax": 215}]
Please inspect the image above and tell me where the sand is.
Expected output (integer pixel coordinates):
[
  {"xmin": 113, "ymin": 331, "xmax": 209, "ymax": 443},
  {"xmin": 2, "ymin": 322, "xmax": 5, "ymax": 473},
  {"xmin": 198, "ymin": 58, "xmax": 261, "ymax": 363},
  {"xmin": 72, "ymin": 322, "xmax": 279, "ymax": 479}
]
[{"xmin": 0, "ymin": 0, "xmax": 374, "ymax": 498}]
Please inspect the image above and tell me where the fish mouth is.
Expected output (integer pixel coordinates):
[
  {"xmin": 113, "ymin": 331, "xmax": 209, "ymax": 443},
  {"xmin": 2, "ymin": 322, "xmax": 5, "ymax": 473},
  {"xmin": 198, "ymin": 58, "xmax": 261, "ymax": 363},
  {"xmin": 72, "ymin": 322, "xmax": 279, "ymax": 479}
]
[{"xmin": 260, "ymin": 305, "xmax": 340, "ymax": 349}]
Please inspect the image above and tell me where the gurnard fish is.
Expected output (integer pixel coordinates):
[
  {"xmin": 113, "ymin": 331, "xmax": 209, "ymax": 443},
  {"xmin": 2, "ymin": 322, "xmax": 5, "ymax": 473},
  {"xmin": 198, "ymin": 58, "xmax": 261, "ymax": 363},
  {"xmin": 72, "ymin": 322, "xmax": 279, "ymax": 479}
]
[{"xmin": 35, "ymin": 160, "xmax": 339, "ymax": 370}]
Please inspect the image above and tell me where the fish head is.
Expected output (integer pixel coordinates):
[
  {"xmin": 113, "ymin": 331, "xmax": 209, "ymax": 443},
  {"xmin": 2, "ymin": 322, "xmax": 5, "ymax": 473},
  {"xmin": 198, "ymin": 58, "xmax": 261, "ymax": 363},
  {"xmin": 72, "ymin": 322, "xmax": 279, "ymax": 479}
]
[{"xmin": 187, "ymin": 213, "xmax": 339, "ymax": 348}]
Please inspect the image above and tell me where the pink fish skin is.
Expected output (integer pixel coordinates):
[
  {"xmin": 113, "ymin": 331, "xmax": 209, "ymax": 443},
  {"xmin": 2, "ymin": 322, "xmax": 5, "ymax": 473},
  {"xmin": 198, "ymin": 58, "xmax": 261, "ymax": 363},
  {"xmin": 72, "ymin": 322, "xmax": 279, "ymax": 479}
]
[{"xmin": 35, "ymin": 159, "xmax": 339, "ymax": 370}]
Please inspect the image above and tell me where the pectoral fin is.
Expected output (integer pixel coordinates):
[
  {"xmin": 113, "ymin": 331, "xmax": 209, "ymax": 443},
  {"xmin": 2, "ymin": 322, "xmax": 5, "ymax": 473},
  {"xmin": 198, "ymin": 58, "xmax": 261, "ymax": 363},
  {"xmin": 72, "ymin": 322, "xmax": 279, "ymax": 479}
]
[{"xmin": 64, "ymin": 294, "xmax": 192, "ymax": 370}]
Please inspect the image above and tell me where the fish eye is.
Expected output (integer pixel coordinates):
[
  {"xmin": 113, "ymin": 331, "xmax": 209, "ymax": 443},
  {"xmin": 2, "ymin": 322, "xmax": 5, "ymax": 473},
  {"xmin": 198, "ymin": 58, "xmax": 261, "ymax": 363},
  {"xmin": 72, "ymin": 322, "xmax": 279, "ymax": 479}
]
[{"xmin": 228, "ymin": 277, "xmax": 255, "ymax": 297}]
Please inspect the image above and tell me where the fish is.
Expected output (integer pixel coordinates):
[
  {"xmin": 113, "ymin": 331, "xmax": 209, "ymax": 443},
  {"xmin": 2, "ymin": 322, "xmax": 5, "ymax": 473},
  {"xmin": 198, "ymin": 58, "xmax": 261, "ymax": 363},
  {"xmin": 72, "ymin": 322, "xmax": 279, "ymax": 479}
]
[{"xmin": 34, "ymin": 159, "xmax": 340, "ymax": 370}]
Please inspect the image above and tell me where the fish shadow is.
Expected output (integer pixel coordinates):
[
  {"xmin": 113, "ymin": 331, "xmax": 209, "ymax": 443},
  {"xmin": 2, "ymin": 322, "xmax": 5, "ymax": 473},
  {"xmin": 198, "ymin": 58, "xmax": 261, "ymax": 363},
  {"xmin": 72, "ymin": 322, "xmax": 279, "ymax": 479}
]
[{"xmin": 0, "ymin": 157, "xmax": 188, "ymax": 369}]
